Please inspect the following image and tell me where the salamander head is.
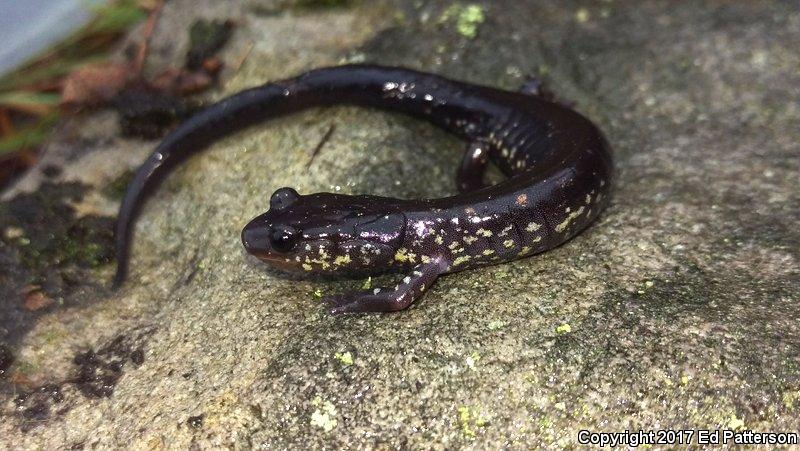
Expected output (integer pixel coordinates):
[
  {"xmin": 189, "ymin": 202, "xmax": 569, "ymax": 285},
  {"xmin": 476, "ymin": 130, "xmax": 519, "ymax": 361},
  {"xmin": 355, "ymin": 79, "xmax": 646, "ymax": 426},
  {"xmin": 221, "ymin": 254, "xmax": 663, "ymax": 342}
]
[{"xmin": 241, "ymin": 187, "xmax": 405, "ymax": 275}]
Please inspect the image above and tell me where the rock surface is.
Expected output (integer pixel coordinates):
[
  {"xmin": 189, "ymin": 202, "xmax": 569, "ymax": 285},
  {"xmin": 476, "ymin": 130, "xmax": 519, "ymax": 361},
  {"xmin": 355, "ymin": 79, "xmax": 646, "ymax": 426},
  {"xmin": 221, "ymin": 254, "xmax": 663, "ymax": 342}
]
[{"xmin": 1, "ymin": 0, "xmax": 798, "ymax": 448}]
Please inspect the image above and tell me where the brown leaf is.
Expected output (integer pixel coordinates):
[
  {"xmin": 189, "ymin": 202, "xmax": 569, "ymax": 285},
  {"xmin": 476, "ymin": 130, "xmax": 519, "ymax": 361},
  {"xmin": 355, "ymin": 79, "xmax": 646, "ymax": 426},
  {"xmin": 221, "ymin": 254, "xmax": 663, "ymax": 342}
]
[
  {"xmin": 201, "ymin": 57, "xmax": 223, "ymax": 75},
  {"xmin": 22, "ymin": 285, "xmax": 53, "ymax": 311},
  {"xmin": 61, "ymin": 63, "xmax": 132, "ymax": 108},
  {"xmin": 150, "ymin": 68, "xmax": 213, "ymax": 96}
]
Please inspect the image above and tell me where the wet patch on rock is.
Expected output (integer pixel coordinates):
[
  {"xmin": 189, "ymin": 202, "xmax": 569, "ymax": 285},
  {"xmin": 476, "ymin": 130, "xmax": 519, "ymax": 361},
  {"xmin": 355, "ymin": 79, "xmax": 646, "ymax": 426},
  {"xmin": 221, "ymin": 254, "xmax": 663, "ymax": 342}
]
[
  {"xmin": 7, "ymin": 329, "xmax": 152, "ymax": 432},
  {"xmin": 0, "ymin": 182, "xmax": 115, "ymax": 349},
  {"xmin": 113, "ymin": 88, "xmax": 197, "ymax": 139},
  {"xmin": 0, "ymin": 344, "xmax": 13, "ymax": 379},
  {"xmin": 71, "ymin": 333, "xmax": 149, "ymax": 399}
]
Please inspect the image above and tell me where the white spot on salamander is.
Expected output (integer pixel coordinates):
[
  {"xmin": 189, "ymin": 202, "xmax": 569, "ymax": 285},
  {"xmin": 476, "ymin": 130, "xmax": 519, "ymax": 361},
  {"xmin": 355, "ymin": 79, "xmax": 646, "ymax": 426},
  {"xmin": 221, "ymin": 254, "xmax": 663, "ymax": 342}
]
[
  {"xmin": 525, "ymin": 222, "xmax": 541, "ymax": 232},
  {"xmin": 555, "ymin": 206, "xmax": 586, "ymax": 232}
]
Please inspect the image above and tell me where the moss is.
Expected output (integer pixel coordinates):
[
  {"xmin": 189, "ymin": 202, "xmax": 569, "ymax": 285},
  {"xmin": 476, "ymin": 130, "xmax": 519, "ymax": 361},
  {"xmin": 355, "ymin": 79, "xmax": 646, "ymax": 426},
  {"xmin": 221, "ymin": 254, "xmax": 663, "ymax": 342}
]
[
  {"xmin": 252, "ymin": 0, "xmax": 355, "ymax": 14},
  {"xmin": 0, "ymin": 181, "xmax": 115, "ymax": 309},
  {"xmin": 186, "ymin": 19, "xmax": 235, "ymax": 69},
  {"xmin": 295, "ymin": 0, "xmax": 354, "ymax": 7}
]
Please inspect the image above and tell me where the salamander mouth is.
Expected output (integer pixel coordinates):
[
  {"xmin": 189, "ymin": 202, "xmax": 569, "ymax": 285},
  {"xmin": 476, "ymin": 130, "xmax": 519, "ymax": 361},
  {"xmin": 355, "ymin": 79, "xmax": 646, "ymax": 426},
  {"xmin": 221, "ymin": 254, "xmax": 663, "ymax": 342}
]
[{"xmin": 248, "ymin": 251, "xmax": 304, "ymax": 272}]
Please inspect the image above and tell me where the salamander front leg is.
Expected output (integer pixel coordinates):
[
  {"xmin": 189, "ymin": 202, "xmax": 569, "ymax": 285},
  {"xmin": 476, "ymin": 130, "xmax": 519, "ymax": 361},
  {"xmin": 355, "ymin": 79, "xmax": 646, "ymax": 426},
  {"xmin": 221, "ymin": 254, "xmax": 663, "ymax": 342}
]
[
  {"xmin": 456, "ymin": 141, "xmax": 490, "ymax": 193},
  {"xmin": 519, "ymin": 77, "xmax": 574, "ymax": 107},
  {"xmin": 323, "ymin": 261, "xmax": 443, "ymax": 314}
]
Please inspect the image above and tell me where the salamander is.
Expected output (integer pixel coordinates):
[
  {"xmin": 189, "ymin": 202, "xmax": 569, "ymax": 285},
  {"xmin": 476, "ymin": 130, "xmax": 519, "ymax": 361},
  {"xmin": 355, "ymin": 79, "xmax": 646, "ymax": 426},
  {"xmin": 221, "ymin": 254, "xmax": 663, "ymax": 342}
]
[{"xmin": 114, "ymin": 65, "xmax": 613, "ymax": 314}]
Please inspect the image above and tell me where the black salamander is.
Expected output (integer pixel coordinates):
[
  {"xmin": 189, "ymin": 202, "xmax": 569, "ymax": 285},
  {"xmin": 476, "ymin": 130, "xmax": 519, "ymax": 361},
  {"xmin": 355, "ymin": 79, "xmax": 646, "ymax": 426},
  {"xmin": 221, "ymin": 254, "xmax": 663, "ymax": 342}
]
[{"xmin": 114, "ymin": 65, "xmax": 613, "ymax": 314}]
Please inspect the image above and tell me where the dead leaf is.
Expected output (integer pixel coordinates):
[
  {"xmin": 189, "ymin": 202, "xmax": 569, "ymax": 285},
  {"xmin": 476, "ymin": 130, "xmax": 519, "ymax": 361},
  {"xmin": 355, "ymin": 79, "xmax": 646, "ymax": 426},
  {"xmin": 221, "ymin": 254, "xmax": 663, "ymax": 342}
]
[
  {"xmin": 61, "ymin": 62, "xmax": 132, "ymax": 108},
  {"xmin": 22, "ymin": 285, "xmax": 53, "ymax": 311},
  {"xmin": 151, "ymin": 68, "xmax": 213, "ymax": 95}
]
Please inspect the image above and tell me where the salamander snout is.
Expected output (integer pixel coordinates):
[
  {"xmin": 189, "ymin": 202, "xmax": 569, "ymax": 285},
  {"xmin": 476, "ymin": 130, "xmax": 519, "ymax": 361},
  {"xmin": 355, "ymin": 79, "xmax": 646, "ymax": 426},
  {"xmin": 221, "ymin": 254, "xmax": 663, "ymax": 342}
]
[
  {"xmin": 241, "ymin": 220, "xmax": 270, "ymax": 257},
  {"xmin": 242, "ymin": 187, "xmax": 302, "ymax": 257},
  {"xmin": 242, "ymin": 219, "xmax": 300, "ymax": 257}
]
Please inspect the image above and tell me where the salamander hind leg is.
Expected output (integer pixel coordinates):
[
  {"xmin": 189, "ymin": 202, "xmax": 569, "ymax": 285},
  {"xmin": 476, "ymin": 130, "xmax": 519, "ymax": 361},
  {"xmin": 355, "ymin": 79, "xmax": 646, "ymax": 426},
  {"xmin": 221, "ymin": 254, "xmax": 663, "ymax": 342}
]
[
  {"xmin": 323, "ymin": 261, "xmax": 443, "ymax": 314},
  {"xmin": 456, "ymin": 141, "xmax": 490, "ymax": 193}
]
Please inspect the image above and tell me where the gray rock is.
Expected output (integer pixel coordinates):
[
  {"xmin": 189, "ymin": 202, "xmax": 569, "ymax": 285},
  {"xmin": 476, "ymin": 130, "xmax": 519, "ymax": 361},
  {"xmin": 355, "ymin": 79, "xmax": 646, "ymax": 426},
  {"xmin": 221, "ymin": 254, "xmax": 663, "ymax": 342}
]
[{"xmin": 1, "ymin": 0, "xmax": 798, "ymax": 448}]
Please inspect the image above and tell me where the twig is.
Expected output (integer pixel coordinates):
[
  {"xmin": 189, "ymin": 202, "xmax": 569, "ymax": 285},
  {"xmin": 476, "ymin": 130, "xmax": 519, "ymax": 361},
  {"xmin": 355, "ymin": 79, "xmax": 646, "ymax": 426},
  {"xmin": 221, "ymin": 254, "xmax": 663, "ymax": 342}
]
[
  {"xmin": 307, "ymin": 123, "xmax": 336, "ymax": 168},
  {"xmin": 132, "ymin": 0, "xmax": 165, "ymax": 76},
  {"xmin": 0, "ymin": 108, "xmax": 13, "ymax": 135},
  {"xmin": 231, "ymin": 41, "xmax": 254, "ymax": 75}
]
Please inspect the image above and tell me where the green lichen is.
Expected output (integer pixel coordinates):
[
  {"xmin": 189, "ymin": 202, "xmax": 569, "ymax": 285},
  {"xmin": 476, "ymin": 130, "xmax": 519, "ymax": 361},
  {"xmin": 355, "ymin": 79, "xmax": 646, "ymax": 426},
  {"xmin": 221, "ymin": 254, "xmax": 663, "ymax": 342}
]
[
  {"xmin": 575, "ymin": 7, "xmax": 590, "ymax": 23},
  {"xmin": 465, "ymin": 351, "xmax": 481, "ymax": 370},
  {"xmin": 456, "ymin": 4, "xmax": 485, "ymax": 38},
  {"xmin": 555, "ymin": 323, "xmax": 572, "ymax": 334},
  {"xmin": 439, "ymin": 4, "xmax": 485, "ymax": 39},
  {"xmin": 457, "ymin": 405, "xmax": 487, "ymax": 438},
  {"xmin": 727, "ymin": 414, "xmax": 745, "ymax": 430},
  {"xmin": 334, "ymin": 351, "xmax": 353, "ymax": 366},
  {"xmin": 310, "ymin": 396, "xmax": 338, "ymax": 432},
  {"xmin": 782, "ymin": 390, "xmax": 800, "ymax": 411}
]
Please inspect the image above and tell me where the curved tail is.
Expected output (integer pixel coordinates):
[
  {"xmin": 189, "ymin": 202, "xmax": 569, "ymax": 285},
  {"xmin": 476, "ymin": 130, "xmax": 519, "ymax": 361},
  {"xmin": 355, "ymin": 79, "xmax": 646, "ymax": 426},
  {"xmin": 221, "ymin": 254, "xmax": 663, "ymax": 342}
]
[{"xmin": 112, "ymin": 65, "xmax": 484, "ymax": 287}]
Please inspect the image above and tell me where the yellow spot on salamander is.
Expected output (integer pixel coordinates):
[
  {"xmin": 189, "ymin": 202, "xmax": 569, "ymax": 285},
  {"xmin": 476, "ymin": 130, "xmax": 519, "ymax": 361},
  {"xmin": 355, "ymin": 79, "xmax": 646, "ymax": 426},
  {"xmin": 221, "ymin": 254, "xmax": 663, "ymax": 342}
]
[
  {"xmin": 334, "ymin": 255, "xmax": 351, "ymax": 266},
  {"xmin": 302, "ymin": 263, "xmax": 313, "ymax": 271},
  {"xmin": 449, "ymin": 241, "xmax": 460, "ymax": 250},
  {"xmin": 498, "ymin": 225, "xmax": 513, "ymax": 237},
  {"xmin": 435, "ymin": 235, "xmax": 444, "ymax": 245},
  {"xmin": 482, "ymin": 249, "xmax": 494, "ymax": 256},
  {"xmin": 516, "ymin": 193, "xmax": 528, "ymax": 206},
  {"xmin": 477, "ymin": 228, "xmax": 493, "ymax": 237},
  {"xmin": 555, "ymin": 206, "xmax": 586, "ymax": 232},
  {"xmin": 525, "ymin": 222, "xmax": 541, "ymax": 232},
  {"xmin": 394, "ymin": 248, "xmax": 417, "ymax": 263},
  {"xmin": 518, "ymin": 246, "xmax": 531, "ymax": 256},
  {"xmin": 464, "ymin": 236, "xmax": 478, "ymax": 244},
  {"xmin": 503, "ymin": 239, "xmax": 515, "ymax": 248},
  {"xmin": 453, "ymin": 255, "xmax": 471, "ymax": 266},
  {"xmin": 421, "ymin": 255, "xmax": 432, "ymax": 264}
]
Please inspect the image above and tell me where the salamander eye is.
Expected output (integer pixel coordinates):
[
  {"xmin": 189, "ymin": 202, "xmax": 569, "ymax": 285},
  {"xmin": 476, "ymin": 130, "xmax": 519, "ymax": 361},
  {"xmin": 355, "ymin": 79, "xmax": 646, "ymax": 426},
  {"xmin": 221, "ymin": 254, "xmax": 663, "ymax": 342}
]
[
  {"xmin": 270, "ymin": 187, "xmax": 300, "ymax": 211},
  {"xmin": 270, "ymin": 226, "xmax": 299, "ymax": 253}
]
